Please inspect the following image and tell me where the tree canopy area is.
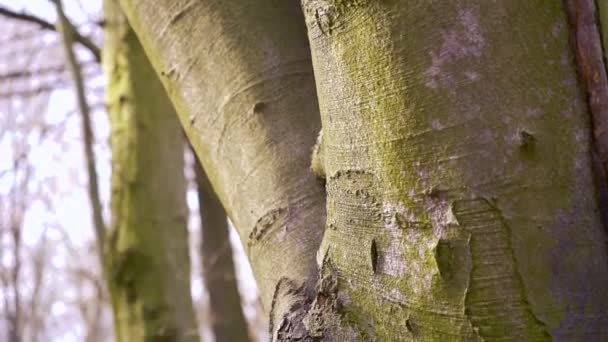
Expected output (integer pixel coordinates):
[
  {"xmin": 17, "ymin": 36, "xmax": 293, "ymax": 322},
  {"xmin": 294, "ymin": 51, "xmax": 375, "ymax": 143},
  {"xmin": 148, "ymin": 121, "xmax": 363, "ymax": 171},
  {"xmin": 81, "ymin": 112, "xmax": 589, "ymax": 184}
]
[{"xmin": 1, "ymin": 0, "xmax": 608, "ymax": 341}]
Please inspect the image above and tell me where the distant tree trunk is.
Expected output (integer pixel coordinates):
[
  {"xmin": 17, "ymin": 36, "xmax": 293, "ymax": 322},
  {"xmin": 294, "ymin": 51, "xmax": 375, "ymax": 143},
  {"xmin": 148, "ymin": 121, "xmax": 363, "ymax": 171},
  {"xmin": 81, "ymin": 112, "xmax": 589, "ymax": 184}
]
[
  {"xmin": 117, "ymin": 0, "xmax": 326, "ymax": 334},
  {"xmin": 299, "ymin": 0, "xmax": 608, "ymax": 340},
  {"xmin": 102, "ymin": 1, "xmax": 198, "ymax": 340},
  {"xmin": 53, "ymin": 0, "xmax": 105, "ymax": 260},
  {"xmin": 193, "ymin": 154, "xmax": 250, "ymax": 342},
  {"xmin": 2, "ymin": 163, "xmax": 30, "ymax": 342}
]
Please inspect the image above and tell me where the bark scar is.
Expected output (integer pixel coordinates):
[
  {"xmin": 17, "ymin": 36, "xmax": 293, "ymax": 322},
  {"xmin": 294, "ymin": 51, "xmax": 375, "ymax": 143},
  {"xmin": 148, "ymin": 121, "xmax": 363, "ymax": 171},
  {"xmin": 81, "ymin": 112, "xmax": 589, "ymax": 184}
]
[
  {"xmin": 248, "ymin": 207, "xmax": 288, "ymax": 249},
  {"xmin": 453, "ymin": 198, "xmax": 549, "ymax": 340},
  {"xmin": 370, "ymin": 239, "xmax": 379, "ymax": 274},
  {"xmin": 269, "ymin": 277, "xmax": 313, "ymax": 341}
]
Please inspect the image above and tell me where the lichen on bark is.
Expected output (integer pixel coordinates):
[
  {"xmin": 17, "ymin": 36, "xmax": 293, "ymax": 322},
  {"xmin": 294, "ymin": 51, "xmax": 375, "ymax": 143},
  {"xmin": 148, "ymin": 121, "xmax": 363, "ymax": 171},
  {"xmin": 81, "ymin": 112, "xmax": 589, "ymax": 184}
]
[
  {"xmin": 303, "ymin": 0, "xmax": 608, "ymax": 340},
  {"xmin": 103, "ymin": 1, "xmax": 198, "ymax": 340}
]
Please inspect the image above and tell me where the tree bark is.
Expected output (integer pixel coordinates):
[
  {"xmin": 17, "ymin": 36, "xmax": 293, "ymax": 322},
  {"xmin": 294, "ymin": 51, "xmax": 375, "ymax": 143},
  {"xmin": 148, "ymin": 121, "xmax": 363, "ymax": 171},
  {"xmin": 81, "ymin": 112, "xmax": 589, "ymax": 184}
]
[
  {"xmin": 300, "ymin": 0, "xmax": 608, "ymax": 340},
  {"xmin": 102, "ymin": 1, "xmax": 198, "ymax": 340},
  {"xmin": 193, "ymin": 154, "xmax": 250, "ymax": 342},
  {"xmin": 117, "ymin": 0, "xmax": 326, "ymax": 336},
  {"xmin": 599, "ymin": 0, "xmax": 608, "ymax": 56}
]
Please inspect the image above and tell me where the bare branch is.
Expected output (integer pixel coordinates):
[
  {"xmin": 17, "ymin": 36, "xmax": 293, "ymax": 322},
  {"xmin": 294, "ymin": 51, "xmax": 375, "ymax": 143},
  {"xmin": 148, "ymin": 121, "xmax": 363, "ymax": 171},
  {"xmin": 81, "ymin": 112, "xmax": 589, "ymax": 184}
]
[
  {"xmin": 0, "ymin": 5, "xmax": 100, "ymax": 62},
  {"xmin": 0, "ymin": 60, "xmax": 97, "ymax": 81},
  {"xmin": 53, "ymin": 0, "xmax": 106, "ymax": 257}
]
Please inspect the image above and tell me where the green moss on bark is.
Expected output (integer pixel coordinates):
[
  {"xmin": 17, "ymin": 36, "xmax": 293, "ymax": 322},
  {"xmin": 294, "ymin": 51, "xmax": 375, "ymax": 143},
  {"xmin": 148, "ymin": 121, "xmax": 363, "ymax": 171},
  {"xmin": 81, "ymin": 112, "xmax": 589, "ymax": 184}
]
[
  {"xmin": 304, "ymin": 0, "xmax": 608, "ymax": 340},
  {"xmin": 117, "ymin": 0, "xmax": 327, "ymax": 338},
  {"xmin": 103, "ymin": 1, "xmax": 198, "ymax": 340}
]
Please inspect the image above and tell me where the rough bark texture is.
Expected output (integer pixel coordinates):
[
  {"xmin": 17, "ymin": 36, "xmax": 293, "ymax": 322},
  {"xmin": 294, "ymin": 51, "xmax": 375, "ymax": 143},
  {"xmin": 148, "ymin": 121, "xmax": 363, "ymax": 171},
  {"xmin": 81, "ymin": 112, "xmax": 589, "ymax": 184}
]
[
  {"xmin": 102, "ymin": 1, "xmax": 198, "ymax": 340},
  {"xmin": 194, "ymin": 155, "xmax": 250, "ymax": 342},
  {"xmin": 117, "ymin": 0, "xmax": 326, "ymax": 337},
  {"xmin": 301, "ymin": 0, "xmax": 608, "ymax": 340}
]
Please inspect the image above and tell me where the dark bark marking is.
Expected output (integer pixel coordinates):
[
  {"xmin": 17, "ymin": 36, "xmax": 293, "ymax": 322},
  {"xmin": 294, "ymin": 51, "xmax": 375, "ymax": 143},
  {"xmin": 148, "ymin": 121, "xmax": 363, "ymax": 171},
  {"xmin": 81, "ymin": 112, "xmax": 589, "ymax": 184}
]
[
  {"xmin": 405, "ymin": 317, "xmax": 418, "ymax": 336},
  {"xmin": 518, "ymin": 130, "xmax": 536, "ymax": 152},
  {"xmin": 159, "ymin": 67, "xmax": 176, "ymax": 78},
  {"xmin": 434, "ymin": 239, "xmax": 455, "ymax": 281},
  {"xmin": 303, "ymin": 267, "xmax": 342, "ymax": 341},
  {"xmin": 565, "ymin": 0, "xmax": 608, "ymax": 232},
  {"xmin": 270, "ymin": 277, "xmax": 313, "ymax": 342},
  {"xmin": 248, "ymin": 207, "xmax": 288, "ymax": 248},
  {"xmin": 269, "ymin": 259, "xmax": 351, "ymax": 341},
  {"xmin": 252, "ymin": 101, "xmax": 266, "ymax": 114},
  {"xmin": 591, "ymin": 150, "xmax": 608, "ymax": 238},
  {"xmin": 110, "ymin": 248, "xmax": 150, "ymax": 304},
  {"xmin": 370, "ymin": 239, "xmax": 379, "ymax": 274}
]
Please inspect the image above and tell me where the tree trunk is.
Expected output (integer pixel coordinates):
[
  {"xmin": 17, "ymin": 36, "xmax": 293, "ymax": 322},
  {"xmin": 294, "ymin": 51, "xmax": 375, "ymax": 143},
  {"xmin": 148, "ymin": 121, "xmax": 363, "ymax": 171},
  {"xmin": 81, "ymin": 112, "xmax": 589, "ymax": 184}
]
[
  {"xmin": 300, "ymin": 0, "xmax": 608, "ymax": 340},
  {"xmin": 54, "ymin": 0, "xmax": 106, "ymax": 259},
  {"xmin": 102, "ymin": 1, "xmax": 198, "ymax": 340},
  {"xmin": 193, "ymin": 154, "xmax": 250, "ymax": 342},
  {"xmin": 117, "ymin": 0, "xmax": 326, "ymax": 334}
]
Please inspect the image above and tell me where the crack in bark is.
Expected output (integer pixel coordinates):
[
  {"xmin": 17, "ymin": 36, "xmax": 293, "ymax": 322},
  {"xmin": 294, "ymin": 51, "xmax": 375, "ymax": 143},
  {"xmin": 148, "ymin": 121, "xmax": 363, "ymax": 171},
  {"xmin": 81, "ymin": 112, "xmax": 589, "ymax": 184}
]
[{"xmin": 270, "ymin": 277, "xmax": 314, "ymax": 342}]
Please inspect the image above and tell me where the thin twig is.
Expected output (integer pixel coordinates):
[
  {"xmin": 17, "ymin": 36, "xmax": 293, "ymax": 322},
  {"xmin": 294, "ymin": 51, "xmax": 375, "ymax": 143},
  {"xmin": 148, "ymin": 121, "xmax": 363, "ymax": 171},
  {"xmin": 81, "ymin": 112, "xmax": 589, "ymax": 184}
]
[{"xmin": 53, "ymin": 0, "xmax": 106, "ymax": 259}]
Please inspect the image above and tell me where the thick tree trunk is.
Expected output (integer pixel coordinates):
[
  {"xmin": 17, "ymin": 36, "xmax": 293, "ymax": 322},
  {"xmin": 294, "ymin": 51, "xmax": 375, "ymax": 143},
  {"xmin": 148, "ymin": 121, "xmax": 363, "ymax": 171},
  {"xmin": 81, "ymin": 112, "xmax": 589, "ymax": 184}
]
[
  {"xmin": 117, "ymin": 0, "xmax": 326, "ymax": 335},
  {"xmin": 193, "ymin": 155, "xmax": 250, "ymax": 342},
  {"xmin": 102, "ymin": 1, "xmax": 198, "ymax": 340},
  {"xmin": 300, "ymin": 0, "xmax": 608, "ymax": 340}
]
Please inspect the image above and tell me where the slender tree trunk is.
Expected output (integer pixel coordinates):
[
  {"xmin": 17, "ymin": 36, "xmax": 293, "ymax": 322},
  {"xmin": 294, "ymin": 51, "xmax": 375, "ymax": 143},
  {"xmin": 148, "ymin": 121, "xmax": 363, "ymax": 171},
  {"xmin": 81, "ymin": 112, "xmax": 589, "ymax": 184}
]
[
  {"xmin": 298, "ymin": 0, "xmax": 608, "ymax": 340},
  {"xmin": 193, "ymin": 153, "xmax": 250, "ymax": 342},
  {"xmin": 102, "ymin": 1, "xmax": 198, "ymax": 340},
  {"xmin": 117, "ymin": 0, "xmax": 326, "ymax": 335},
  {"xmin": 53, "ymin": 0, "xmax": 106, "ymax": 259}
]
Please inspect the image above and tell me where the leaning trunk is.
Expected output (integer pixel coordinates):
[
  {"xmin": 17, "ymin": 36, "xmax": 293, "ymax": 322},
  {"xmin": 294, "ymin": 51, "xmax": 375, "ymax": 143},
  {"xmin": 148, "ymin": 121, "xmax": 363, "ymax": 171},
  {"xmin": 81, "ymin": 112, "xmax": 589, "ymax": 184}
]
[
  {"xmin": 194, "ymin": 155, "xmax": 250, "ymax": 342},
  {"xmin": 117, "ymin": 0, "xmax": 326, "ymax": 334},
  {"xmin": 102, "ymin": 0, "xmax": 198, "ymax": 340},
  {"xmin": 300, "ymin": 0, "xmax": 608, "ymax": 340}
]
